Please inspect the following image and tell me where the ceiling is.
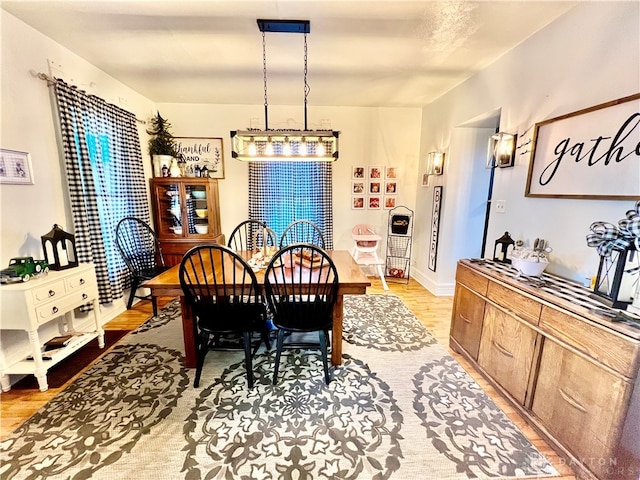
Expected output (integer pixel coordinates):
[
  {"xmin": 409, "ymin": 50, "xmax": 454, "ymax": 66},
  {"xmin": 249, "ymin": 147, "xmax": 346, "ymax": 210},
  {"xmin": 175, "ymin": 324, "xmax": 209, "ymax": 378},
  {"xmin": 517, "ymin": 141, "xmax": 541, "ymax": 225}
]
[{"xmin": 3, "ymin": 1, "xmax": 579, "ymax": 108}]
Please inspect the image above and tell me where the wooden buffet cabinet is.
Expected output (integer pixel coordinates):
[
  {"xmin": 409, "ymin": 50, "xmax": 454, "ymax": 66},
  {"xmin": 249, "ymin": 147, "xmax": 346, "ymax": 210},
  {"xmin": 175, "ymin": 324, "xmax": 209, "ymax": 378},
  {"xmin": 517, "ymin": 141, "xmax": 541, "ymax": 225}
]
[
  {"xmin": 451, "ymin": 259, "xmax": 640, "ymax": 480},
  {"xmin": 151, "ymin": 178, "xmax": 225, "ymax": 266}
]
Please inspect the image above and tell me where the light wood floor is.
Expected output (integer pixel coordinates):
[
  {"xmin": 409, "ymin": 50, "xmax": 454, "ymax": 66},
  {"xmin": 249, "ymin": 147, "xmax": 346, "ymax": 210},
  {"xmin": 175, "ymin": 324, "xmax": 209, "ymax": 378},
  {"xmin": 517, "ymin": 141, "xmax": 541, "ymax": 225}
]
[{"xmin": 0, "ymin": 276, "xmax": 576, "ymax": 479}]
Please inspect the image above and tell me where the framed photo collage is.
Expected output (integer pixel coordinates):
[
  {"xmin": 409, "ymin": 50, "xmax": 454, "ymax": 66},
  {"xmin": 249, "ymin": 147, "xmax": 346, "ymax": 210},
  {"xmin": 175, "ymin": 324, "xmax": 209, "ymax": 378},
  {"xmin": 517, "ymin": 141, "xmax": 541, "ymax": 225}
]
[{"xmin": 351, "ymin": 166, "xmax": 397, "ymax": 210}]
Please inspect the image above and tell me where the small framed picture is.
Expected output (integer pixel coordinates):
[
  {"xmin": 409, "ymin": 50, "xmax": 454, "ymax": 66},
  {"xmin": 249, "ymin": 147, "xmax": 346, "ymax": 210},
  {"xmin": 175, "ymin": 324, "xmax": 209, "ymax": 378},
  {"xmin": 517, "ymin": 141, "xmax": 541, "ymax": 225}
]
[
  {"xmin": 0, "ymin": 149, "xmax": 34, "ymax": 185},
  {"xmin": 352, "ymin": 196, "xmax": 365, "ymax": 209},
  {"xmin": 352, "ymin": 181, "xmax": 365, "ymax": 194},
  {"xmin": 385, "ymin": 166, "xmax": 397, "ymax": 179},
  {"xmin": 368, "ymin": 196, "xmax": 381, "ymax": 209},
  {"xmin": 385, "ymin": 181, "xmax": 397, "ymax": 194},
  {"xmin": 421, "ymin": 173, "xmax": 430, "ymax": 187},
  {"xmin": 369, "ymin": 181, "xmax": 381, "ymax": 194},
  {"xmin": 352, "ymin": 166, "xmax": 365, "ymax": 179},
  {"xmin": 384, "ymin": 196, "xmax": 396, "ymax": 209},
  {"xmin": 369, "ymin": 166, "xmax": 382, "ymax": 179}
]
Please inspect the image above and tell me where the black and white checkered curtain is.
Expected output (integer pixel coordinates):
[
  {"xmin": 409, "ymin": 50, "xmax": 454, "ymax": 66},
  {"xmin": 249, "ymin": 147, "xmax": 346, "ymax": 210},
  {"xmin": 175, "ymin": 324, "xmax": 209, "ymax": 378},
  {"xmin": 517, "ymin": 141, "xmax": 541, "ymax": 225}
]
[
  {"xmin": 53, "ymin": 79, "xmax": 149, "ymax": 304},
  {"xmin": 248, "ymin": 161, "xmax": 333, "ymax": 249}
]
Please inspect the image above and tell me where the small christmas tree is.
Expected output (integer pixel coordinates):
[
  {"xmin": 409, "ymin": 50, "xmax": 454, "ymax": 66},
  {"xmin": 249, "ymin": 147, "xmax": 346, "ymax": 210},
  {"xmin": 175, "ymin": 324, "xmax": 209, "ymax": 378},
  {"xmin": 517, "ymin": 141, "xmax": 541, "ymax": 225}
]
[{"xmin": 147, "ymin": 112, "xmax": 178, "ymax": 157}]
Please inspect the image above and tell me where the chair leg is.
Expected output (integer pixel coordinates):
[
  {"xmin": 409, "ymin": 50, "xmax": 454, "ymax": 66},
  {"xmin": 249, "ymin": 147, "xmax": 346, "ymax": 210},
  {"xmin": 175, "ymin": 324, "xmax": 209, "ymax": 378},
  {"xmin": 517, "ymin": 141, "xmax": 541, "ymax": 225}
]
[
  {"xmin": 193, "ymin": 333, "xmax": 208, "ymax": 388},
  {"xmin": 127, "ymin": 278, "xmax": 140, "ymax": 310},
  {"xmin": 273, "ymin": 330, "xmax": 285, "ymax": 385},
  {"xmin": 243, "ymin": 331, "xmax": 254, "ymax": 389},
  {"xmin": 319, "ymin": 330, "xmax": 330, "ymax": 385}
]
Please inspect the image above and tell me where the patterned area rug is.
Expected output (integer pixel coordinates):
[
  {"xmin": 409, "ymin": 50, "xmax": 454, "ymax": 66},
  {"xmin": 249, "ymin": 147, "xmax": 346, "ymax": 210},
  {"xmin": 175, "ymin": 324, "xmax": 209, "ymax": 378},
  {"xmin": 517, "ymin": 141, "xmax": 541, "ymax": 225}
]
[{"xmin": 0, "ymin": 295, "xmax": 558, "ymax": 480}]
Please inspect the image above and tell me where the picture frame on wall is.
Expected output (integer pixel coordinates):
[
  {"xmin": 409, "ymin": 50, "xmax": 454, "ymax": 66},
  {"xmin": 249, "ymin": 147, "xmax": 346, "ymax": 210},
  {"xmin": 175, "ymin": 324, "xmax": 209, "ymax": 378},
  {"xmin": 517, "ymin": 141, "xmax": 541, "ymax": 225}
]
[
  {"xmin": 0, "ymin": 149, "xmax": 34, "ymax": 185},
  {"xmin": 352, "ymin": 181, "xmax": 365, "ymax": 194},
  {"xmin": 352, "ymin": 196, "xmax": 365, "ymax": 210},
  {"xmin": 526, "ymin": 93, "xmax": 640, "ymax": 199},
  {"xmin": 352, "ymin": 166, "xmax": 365, "ymax": 179},
  {"xmin": 174, "ymin": 137, "xmax": 225, "ymax": 179},
  {"xmin": 421, "ymin": 173, "xmax": 429, "ymax": 187},
  {"xmin": 368, "ymin": 196, "xmax": 381, "ymax": 209},
  {"xmin": 384, "ymin": 196, "xmax": 396, "ymax": 209},
  {"xmin": 385, "ymin": 166, "xmax": 397, "ymax": 179},
  {"xmin": 369, "ymin": 181, "xmax": 381, "ymax": 194},
  {"xmin": 369, "ymin": 166, "xmax": 382, "ymax": 179},
  {"xmin": 385, "ymin": 181, "xmax": 397, "ymax": 194}
]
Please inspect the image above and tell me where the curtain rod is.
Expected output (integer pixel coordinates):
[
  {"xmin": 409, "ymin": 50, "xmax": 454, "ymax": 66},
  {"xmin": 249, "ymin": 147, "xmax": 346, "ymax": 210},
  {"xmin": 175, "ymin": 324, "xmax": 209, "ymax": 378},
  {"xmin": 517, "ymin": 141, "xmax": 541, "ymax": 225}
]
[{"xmin": 29, "ymin": 69, "xmax": 146, "ymax": 124}]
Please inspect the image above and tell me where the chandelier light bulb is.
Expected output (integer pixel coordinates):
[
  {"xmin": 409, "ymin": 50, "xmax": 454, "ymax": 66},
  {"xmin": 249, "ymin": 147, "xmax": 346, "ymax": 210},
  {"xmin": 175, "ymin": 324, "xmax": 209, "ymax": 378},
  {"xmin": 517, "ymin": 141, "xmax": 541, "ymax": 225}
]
[
  {"xmin": 265, "ymin": 137, "xmax": 274, "ymax": 156},
  {"xmin": 283, "ymin": 137, "xmax": 291, "ymax": 156},
  {"xmin": 248, "ymin": 137, "xmax": 257, "ymax": 156},
  {"xmin": 316, "ymin": 138, "xmax": 326, "ymax": 156},
  {"xmin": 300, "ymin": 137, "xmax": 307, "ymax": 156}
]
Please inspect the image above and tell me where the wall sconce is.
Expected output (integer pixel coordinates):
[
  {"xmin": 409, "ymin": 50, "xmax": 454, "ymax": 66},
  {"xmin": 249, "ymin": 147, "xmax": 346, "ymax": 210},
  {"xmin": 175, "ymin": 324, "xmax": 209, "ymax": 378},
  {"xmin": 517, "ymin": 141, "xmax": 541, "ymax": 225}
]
[
  {"xmin": 425, "ymin": 152, "xmax": 445, "ymax": 175},
  {"xmin": 487, "ymin": 132, "xmax": 516, "ymax": 168}
]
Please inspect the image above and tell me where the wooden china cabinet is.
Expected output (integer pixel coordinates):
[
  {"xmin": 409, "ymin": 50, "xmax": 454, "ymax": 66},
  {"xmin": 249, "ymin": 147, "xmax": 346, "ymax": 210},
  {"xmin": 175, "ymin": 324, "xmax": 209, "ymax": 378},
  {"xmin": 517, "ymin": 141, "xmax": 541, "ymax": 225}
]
[{"xmin": 150, "ymin": 178, "xmax": 224, "ymax": 266}]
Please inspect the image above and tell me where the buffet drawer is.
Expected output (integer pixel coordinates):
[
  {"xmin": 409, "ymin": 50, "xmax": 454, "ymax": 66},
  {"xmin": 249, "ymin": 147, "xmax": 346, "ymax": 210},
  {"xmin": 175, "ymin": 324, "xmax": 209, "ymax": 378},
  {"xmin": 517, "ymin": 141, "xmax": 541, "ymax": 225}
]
[
  {"xmin": 455, "ymin": 264, "xmax": 488, "ymax": 296},
  {"xmin": 539, "ymin": 306, "xmax": 640, "ymax": 378},
  {"xmin": 487, "ymin": 281, "xmax": 541, "ymax": 326}
]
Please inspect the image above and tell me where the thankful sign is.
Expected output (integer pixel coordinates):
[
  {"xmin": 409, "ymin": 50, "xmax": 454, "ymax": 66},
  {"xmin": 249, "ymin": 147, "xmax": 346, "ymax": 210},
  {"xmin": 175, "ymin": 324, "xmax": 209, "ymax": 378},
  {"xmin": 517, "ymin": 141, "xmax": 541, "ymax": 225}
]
[{"xmin": 526, "ymin": 94, "xmax": 640, "ymax": 199}]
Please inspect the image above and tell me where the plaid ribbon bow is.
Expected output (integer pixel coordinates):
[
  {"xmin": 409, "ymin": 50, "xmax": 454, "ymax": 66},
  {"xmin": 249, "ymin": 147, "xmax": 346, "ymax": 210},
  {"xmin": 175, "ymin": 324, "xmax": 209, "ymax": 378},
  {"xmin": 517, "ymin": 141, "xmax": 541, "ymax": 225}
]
[{"xmin": 586, "ymin": 201, "xmax": 640, "ymax": 257}]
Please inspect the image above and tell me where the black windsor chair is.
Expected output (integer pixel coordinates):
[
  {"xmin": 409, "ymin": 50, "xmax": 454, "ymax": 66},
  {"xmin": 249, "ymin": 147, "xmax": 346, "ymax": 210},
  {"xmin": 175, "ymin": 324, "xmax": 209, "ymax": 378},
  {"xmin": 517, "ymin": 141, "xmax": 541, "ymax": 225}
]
[
  {"xmin": 279, "ymin": 219, "xmax": 326, "ymax": 249},
  {"xmin": 115, "ymin": 217, "xmax": 168, "ymax": 317},
  {"xmin": 264, "ymin": 243, "xmax": 339, "ymax": 385},
  {"xmin": 179, "ymin": 244, "xmax": 271, "ymax": 388}
]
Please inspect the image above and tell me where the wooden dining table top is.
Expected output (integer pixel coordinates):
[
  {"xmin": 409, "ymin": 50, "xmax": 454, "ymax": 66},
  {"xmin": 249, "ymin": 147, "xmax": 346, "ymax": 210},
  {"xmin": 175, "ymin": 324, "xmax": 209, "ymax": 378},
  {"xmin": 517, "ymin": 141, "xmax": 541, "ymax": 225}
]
[{"xmin": 143, "ymin": 249, "xmax": 371, "ymax": 294}]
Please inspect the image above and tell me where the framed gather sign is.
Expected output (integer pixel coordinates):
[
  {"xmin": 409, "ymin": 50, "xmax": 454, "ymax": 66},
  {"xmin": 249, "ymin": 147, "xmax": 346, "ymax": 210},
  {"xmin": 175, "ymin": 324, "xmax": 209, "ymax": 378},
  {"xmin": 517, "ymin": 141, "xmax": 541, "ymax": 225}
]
[
  {"xmin": 174, "ymin": 137, "xmax": 224, "ymax": 179},
  {"xmin": 525, "ymin": 93, "xmax": 640, "ymax": 199}
]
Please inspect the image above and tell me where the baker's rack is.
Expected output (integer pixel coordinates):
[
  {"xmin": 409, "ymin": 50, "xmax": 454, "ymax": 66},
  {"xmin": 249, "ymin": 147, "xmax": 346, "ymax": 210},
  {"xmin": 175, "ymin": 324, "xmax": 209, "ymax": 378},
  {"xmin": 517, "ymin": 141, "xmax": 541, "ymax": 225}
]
[{"xmin": 385, "ymin": 206, "xmax": 413, "ymax": 284}]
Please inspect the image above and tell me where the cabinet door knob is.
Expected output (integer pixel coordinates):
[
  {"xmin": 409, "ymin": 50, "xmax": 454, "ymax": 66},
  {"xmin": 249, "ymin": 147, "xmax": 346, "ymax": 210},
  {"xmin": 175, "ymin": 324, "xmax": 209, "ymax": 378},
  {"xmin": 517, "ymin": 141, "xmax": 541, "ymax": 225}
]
[
  {"xmin": 52, "ymin": 306, "xmax": 59, "ymax": 314},
  {"xmin": 79, "ymin": 278, "xmax": 86, "ymax": 285},
  {"xmin": 48, "ymin": 290, "xmax": 55, "ymax": 297},
  {"xmin": 82, "ymin": 293, "xmax": 88, "ymax": 300}
]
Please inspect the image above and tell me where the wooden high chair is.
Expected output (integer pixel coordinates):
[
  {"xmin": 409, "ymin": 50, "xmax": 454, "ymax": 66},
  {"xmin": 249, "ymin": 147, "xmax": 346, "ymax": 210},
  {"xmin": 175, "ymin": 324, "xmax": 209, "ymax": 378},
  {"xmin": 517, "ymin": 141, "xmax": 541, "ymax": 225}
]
[{"xmin": 351, "ymin": 224, "xmax": 388, "ymax": 290}]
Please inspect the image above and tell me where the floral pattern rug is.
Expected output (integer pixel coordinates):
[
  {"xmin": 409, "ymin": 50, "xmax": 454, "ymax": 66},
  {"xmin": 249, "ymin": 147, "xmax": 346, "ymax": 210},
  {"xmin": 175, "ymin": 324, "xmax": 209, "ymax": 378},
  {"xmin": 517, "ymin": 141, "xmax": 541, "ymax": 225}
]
[{"xmin": 0, "ymin": 295, "xmax": 558, "ymax": 480}]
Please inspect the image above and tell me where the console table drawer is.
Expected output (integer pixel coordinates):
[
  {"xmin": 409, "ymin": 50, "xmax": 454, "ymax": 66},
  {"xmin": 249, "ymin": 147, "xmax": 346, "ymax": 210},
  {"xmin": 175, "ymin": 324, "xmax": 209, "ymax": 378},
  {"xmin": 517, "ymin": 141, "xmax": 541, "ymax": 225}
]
[
  {"xmin": 456, "ymin": 264, "xmax": 488, "ymax": 296},
  {"xmin": 539, "ymin": 306, "xmax": 640, "ymax": 378},
  {"xmin": 487, "ymin": 282, "xmax": 541, "ymax": 326},
  {"xmin": 66, "ymin": 271, "xmax": 95, "ymax": 291},
  {"xmin": 32, "ymin": 280, "xmax": 66, "ymax": 305},
  {"xmin": 35, "ymin": 288, "xmax": 93, "ymax": 324}
]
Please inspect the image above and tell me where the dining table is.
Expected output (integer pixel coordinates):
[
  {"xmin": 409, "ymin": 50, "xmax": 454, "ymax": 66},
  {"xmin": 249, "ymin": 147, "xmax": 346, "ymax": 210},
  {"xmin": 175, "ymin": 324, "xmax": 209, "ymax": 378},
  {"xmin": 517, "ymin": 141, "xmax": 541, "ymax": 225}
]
[{"xmin": 142, "ymin": 249, "xmax": 371, "ymax": 368}]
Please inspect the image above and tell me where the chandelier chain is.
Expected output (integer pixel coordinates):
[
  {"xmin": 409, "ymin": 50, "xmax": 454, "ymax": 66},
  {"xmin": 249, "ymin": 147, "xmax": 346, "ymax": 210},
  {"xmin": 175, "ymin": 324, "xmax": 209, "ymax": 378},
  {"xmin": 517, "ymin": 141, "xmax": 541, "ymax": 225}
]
[
  {"xmin": 262, "ymin": 30, "xmax": 269, "ymax": 129},
  {"xmin": 304, "ymin": 33, "xmax": 309, "ymax": 130}
]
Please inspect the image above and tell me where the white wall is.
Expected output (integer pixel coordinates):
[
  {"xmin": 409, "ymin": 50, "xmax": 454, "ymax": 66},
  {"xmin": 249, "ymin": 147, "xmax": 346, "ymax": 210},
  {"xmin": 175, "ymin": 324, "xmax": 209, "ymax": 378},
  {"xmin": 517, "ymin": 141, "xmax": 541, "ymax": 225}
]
[
  {"xmin": 0, "ymin": 10, "xmax": 157, "ymax": 341},
  {"xmin": 157, "ymin": 103, "xmax": 422, "ymax": 251},
  {"xmin": 415, "ymin": 1, "xmax": 640, "ymax": 292}
]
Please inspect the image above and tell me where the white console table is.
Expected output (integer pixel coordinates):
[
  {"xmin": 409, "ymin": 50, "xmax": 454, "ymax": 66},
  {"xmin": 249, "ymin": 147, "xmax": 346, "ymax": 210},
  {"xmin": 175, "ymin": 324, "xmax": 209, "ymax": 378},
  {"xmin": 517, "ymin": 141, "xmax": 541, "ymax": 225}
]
[{"xmin": 0, "ymin": 263, "xmax": 104, "ymax": 392}]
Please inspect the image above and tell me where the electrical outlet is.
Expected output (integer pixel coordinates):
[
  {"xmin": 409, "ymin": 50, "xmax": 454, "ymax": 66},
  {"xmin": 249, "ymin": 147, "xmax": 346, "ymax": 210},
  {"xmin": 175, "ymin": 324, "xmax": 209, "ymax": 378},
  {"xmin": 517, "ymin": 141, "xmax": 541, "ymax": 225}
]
[{"xmin": 495, "ymin": 200, "xmax": 506, "ymax": 213}]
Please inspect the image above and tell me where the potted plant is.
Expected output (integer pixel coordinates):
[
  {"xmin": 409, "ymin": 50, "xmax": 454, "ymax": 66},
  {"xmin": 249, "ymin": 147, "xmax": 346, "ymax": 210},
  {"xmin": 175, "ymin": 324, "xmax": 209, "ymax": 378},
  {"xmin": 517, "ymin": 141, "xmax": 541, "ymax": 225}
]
[{"xmin": 147, "ymin": 112, "xmax": 178, "ymax": 177}]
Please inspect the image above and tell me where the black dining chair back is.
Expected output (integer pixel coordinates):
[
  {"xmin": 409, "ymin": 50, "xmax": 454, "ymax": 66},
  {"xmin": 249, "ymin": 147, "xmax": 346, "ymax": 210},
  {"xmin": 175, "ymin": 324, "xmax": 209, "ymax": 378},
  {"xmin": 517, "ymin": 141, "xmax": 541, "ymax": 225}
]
[
  {"xmin": 228, "ymin": 219, "xmax": 273, "ymax": 252},
  {"xmin": 179, "ymin": 244, "xmax": 271, "ymax": 388},
  {"xmin": 279, "ymin": 219, "xmax": 326, "ymax": 249},
  {"xmin": 264, "ymin": 243, "xmax": 338, "ymax": 384},
  {"xmin": 115, "ymin": 217, "xmax": 167, "ymax": 316}
]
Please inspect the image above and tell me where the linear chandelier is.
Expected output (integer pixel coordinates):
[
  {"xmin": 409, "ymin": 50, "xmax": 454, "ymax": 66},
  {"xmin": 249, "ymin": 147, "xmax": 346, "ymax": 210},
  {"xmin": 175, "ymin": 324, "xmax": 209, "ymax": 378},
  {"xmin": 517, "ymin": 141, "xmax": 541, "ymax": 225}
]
[{"xmin": 231, "ymin": 19, "xmax": 340, "ymax": 162}]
